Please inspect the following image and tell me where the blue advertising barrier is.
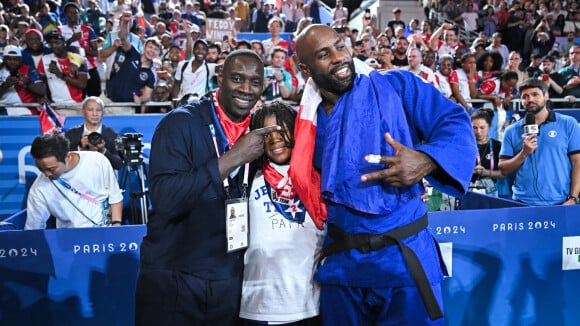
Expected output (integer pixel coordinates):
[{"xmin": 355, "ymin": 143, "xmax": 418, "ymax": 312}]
[
  {"xmin": 0, "ymin": 114, "xmax": 163, "ymax": 218},
  {"xmin": 1, "ymin": 204, "xmax": 580, "ymax": 325}
]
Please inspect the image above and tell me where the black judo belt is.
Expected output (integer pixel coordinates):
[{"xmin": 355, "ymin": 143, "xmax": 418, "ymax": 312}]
[{"xmin": 323, "ymin": 214, "xmax": 443, "ymax": 321}]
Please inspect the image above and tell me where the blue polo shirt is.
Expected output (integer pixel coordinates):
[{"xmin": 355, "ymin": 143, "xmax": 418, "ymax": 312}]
[
  {"xmin": 500, "ymin": 111, "xmax": 580, "ymax": 205},
  {"xmin": 106, "ymin": 46, "xmax": 155, "ymax": 102}
]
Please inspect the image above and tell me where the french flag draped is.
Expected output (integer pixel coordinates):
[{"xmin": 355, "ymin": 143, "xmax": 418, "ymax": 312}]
[
  {"xmin": 39, "ymin": 103, "xmax": 66, "ymax": 135},
  {"xmin": 288, "ymin": 59, "xmax": 373, "ymax": 230}
]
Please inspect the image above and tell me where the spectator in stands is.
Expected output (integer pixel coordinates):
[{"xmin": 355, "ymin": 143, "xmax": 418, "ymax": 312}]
[
  {"xmin": 559, "ymin": 45, "xmax": 580, "ymax": 105},
  {"xmin": 135, "ymin": 49, "xmax": 278, "ymax": 326},
  {"xmin": 172, "ymin": 39, "xmax": 217, "ymax": 100},
  {"xmin": 549, "ymin": 1, "xmax": 568, "ymax": 20},
  {"xmin": 383, "ymin": 26, "xmax": 396, "ymax": 46},
  {"xmin": 387, "ymin": 7, "xmax": 405, "ymax": 32},
  {"xmin": 59, "ymin": 2, "xmax": 101, "ymax": 97},
  {"xmin": 563, "ymin": 10, "xmax": 579, "ymax": 34},
  {"xmin": 332, "ymin": 0, "xmax": 348, "ymax": 25},
  {"xmin": 558, "ymin": 31, "xmax": 580, "ymax": 57},
  {"xmin": 469, "ymin": 108, "xmax": 504, "ymax": 196},
  {"xmin": 486, "ymin": 32, "xmax": 509, "ymax": 69},
  {"xmin": 499, "ymin": 78, "xmax": 580, "ymax": 206},
  {"xmin": 503, "ymin": 8, "xmax": 527, "ymax": 53},
  {"xmin": 377, "ymin": 46, "xmax": 395, "ymax": 70},
  {"xmin": 435, "ymin": 54, "xmax": 454, "ymax": 99},
  {"xmin": 449, "ymin": 53, "xmax": 478, "ymax": 111},
  {"xmin": 10, "ymin": 4, "xmax": 41, "ymax": 31},
  {"xmin": 404, "ymin": 18, "xmax": 419, "ymax": 38},
  {"xmin": 84, "ymin": 0, "xmax": 106, "ymax": 37},
  {"xmin": 536, "ymin": 55, "xmax": 577, "ymax": 108},
  {"xmin": 0, "ymin": 45, "xmax": 46, "ymax": 116},
  {"xmin": 530, "ymin": 19, "xmax": 555, "ymax": 58},
  {"xmin": 262, "ymin": 17, "xmax": 290, "ymax": 57},
  {"xmin": 25, "ymin": 134, "xmax": 123, "ymax": 229},
  {"xmin": 38, "ymin": 31, "xmax": 87, "ymax": 112},
  {"xmin": 454, "ymin": 2, "xmax": 479, "ymax": 33},
  {"xmin": 252, "ymin": 1, "xmax": 272, "ymax": 33},
  {"xmin": 234, "ymin": 0, "xmax": 250, "ymax": 32},
  {"xmin": 429, "ymin": 23, "xmax": 463, "ymax": 58},
  {"xmin": 477, "ymin": 71, "xmax": 519, "ymax": 138},
  {"xmin": 391, "ymin": 36, "xmax": 409, "ymax": 67},
  {"xmin": 193, "ymin": 1, "xmax": 207, "ymax": 21},
  {"xmin": 182, "ymin": 1, "xmax": 202, "ymax": 27},
  {"xmin": 470, "ymin": 40, "xmax": 487, "ymax": 56},
  {"xmin": 495, "ymin": 2, "xmax": 510, "ymax": 32},
  {"xmin": 161, "ymin": 44, "xmax": 182, "ymax": 77},
  {"xmin": 157, "ymin": 1, "xmax": 173, "ymax": 22},
  {"xmin": 405, "ymin": 47, "xmax": 438, "ymax": 89},
  {"xmin": 251, "ymin": 39, "xmax": 266, "ymax": 62},
  {"xmin": 35, "ymin": 3, "xmax": 60, "ymax": 35},
  {"xmin": 420, "ymin": 20, "xmax": 432, "ymax": 43},
  {"xmin": 206, "ymin": 42, "xmax": 221, "ymax": 63},
  {"xmin": 506, "ymin": 51, "xmax": 528, "ymax": 88},
  {"xmin": 480, "ymin": 5, "xmax": 498, "ymax": 38},
  {"xmin": 263, "ymin": 46, "xmax": 293, "ymax": 101},
  {"xmin": 476, "ymin": 51, "xmax": 503, "ymax": 83},
  {"xmin": 235, "ymin": 40, "xmax": 252, "ymax": 50},
  {"xmin": 525, "ymin": 53, "xmax": 542, "ymax": 78},
  {"xmin": 105, "ymin": 12, "xmax": 160, "ymax": 114},
  {"xmin": 423, "ymin": 49, "xmax": 436, "ymax": 72},
  {"xmin": 147, "ymin": 80, "xmax": 172, "ymax": 113},
  {"xmin": 65, "ymin": 96, "xmax": 123, "ymax": 170}
]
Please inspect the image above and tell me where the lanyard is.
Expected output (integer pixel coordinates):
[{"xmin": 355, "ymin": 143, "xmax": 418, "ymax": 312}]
[
  {"xmin": 55, "ymin": 178, "xmax": 98, "ymax": 204},
  {"xmin": 209, "ymin": 122, "xmax": 249, "ymax": 198},
  {"xmin": 476, "ymin": 139, "xmax": 494, "ymax": 172}
]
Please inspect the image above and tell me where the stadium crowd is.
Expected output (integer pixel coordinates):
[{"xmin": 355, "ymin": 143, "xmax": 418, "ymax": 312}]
[{"xmin": 0, "ymin": 0, "xmax": 578, "ymax": 116}]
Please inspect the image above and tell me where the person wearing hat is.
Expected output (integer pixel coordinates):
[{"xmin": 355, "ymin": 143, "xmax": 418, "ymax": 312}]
[
  {"xmin": 171, "ymin": 38, "xmax": 217, "ymax": 100},
  {"xmin": 0, "ymin": 45, "xmax": 46, "ymax": 116},
  {"xmin": 387, "ymin": 8, "xmax": 405, "ymax": 32},
  {"xmin": 537, "ymin": 55, "xmax": 567, "ymax": 101},
  {"xmin": 59, "ymin": 1, "xmax": 102, "ymax": 97},
  {"xmin": 105, "ymin": 11, "xmax": 160, "ymax": 114},
  {"xmin": 38, "ymin": 31, "xmax": 88, "ymax": 110}
]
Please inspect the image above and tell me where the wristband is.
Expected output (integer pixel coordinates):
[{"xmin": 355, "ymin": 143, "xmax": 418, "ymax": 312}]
[
  {"xmin": 111, "ymin": 220, "xmax": 122, "ymax": 225},
  {"xmin": 566, "ymin": 195, "xmax": 580, "ymax": 204}
]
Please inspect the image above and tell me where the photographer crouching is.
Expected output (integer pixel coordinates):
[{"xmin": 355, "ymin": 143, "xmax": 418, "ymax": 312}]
[{"xmin": 65, "ymin": 96, "xmax": 124, "ymax": 170}]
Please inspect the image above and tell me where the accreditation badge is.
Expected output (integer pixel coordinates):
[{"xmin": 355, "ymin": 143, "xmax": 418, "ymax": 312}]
[{"xmin": 225, "ymin": 198, "xmax": 248, "ymax": 253}]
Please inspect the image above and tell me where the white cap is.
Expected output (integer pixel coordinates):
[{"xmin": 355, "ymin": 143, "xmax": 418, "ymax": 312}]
[
  {"xmin": 3, "ymin": 45, "xmax": 22, "ymax": 57},
  {"xmin": 191, "ymin": 24, "xmax": 200, "ymax": 33}
]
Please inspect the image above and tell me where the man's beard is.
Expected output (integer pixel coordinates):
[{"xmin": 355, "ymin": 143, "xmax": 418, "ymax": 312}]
[{"xmin": 309, "ymin": 60, "xmax": 356, "ymax": 95}]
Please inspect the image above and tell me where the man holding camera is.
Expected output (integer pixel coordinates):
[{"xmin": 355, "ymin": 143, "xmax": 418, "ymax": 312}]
[{"xmin": 65, "ymin": 96, "xmax": 124, "ymax": 170}]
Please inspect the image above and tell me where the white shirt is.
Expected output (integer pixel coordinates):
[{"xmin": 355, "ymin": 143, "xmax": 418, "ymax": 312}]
[
  {"xmin": 25, "ymin": 151, "xmax": 123, "ymax": 229},
  {"xmin": 240, "ymin": 167, "xmax": 325, "ymax": 323},
  {"xmin": 174, "ymin": 60, "xmax": 217, "ymax": 98}
]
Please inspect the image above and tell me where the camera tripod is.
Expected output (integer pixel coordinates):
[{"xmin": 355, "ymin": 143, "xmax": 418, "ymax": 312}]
[{"xmin": 119, "ymin": 156, "xmax": 149, "ymax": 224}]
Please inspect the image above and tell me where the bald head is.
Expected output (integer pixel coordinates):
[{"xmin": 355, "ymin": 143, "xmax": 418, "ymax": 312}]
[
  {"xmin": 295, "ymin": 24, "xmax": 355, "ymax": 97},
  {"xmin": 296, "ymin": 24, "xmax": 339, "ymax": 64}
]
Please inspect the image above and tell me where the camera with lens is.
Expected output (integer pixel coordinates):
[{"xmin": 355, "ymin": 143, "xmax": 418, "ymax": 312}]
[
  {"xmin": 115, "ymin": 133, "xmax": 144, "ymax": 166},
  {"xmin": 87, "ymin": 132, "xmax": 103, "ymax": 146}
]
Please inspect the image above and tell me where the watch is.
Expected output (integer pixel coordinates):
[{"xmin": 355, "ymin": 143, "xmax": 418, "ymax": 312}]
[{"xmin": 566, "ymin": 195, "xmax": 580, "ymax": 204}]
